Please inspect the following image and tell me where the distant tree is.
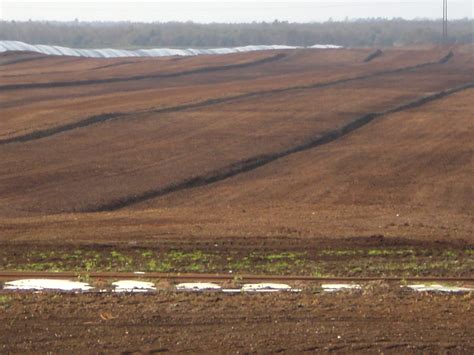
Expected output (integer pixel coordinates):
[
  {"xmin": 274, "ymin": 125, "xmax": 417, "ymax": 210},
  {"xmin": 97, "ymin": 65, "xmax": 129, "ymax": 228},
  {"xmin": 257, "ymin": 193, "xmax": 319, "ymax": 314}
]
[{"xmin": 0, "ymin": 19, "xmax": 472, "ymax": 48}]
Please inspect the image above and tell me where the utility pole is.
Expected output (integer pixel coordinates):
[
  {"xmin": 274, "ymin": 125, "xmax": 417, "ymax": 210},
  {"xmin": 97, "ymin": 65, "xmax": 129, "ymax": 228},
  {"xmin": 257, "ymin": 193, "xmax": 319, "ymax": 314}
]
[{"xmin": 443, "ymin": 0, "xmax": 448, "ymax": 42}]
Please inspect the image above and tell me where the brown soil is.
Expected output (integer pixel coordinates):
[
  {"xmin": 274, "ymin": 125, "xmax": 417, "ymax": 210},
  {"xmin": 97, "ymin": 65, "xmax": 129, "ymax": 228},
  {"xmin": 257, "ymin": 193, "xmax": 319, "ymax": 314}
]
[
  {"xmin": 0, "ymin": 45, "xmax": 473, "ymax": 353},
  {"xmin": 1, "ymin": 290, "xmax": 473, "ymax": 353},
  {"xmin": 1, "ymin": 47, "xmax": 473, "ymax": 219},
  {"xmin": 0, "ymin": 46, "xmax": 473, "ymax": 243}
]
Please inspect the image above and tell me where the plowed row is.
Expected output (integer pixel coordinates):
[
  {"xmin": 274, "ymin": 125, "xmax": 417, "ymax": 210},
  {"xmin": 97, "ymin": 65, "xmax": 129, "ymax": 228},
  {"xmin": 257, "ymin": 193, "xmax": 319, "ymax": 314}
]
[{"xmin": 0, "ymin": 45, "xmax": 472, "ymax": 244}]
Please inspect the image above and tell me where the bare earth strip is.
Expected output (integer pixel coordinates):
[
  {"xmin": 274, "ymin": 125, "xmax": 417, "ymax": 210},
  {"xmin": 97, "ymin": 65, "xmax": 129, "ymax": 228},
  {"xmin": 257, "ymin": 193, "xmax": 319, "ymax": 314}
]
[{"xmin": 0, "ymin": 291, "xmax": 472, "ymax": 353}]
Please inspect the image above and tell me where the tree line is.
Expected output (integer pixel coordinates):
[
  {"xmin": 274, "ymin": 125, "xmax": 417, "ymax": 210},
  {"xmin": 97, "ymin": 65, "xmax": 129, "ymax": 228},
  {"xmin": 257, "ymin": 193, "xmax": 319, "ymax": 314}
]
[{"xmin": 0, "ymin": 19, "xmax": 472, "ymax": 48}]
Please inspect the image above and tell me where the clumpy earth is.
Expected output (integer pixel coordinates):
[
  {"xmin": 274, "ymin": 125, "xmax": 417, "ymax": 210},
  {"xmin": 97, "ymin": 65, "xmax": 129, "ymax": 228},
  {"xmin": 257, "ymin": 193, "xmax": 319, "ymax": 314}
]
[{"xmin": 0, "ymin": 288, "xmax": 473, "ymax": 353}]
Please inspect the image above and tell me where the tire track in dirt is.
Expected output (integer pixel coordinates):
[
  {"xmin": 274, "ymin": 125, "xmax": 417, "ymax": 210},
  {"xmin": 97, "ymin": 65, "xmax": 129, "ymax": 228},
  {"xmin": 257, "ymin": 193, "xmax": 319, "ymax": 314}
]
[
  {"xmin": 0, "ymin": 52, "xmax": 287, "ymax": 91},
  {"xmin": 85, "ymin": 81, "xmax": 474, "ymax": 212},
  {"xmin": 0, "ymin": 53, "xmax": 454, "ymax": 146}
]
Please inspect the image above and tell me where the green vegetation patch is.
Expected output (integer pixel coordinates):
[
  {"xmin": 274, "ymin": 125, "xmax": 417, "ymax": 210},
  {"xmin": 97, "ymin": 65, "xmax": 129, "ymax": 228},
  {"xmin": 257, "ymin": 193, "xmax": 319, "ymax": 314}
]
[
  {"xmin": 1, "ymin": 247, "xmax": 472, "ymax": 277},
  {"xmin": 0, "ymin": 295, "xmax": 12, "ymax": 305}
]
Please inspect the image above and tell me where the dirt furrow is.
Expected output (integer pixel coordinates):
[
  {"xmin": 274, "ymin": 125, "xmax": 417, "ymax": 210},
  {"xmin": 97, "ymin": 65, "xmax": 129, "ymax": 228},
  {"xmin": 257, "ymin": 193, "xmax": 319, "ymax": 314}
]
[
  {"xmin": 0, "ymin": 53, "xmax": 453, "ymax": 146},
  {"xmin": 85, "ymin": 81, "xmax": 473, "ymax": 212},
  {"xmin": 0, "ymin": 52, "xmax": 287, "ymax": 91}
]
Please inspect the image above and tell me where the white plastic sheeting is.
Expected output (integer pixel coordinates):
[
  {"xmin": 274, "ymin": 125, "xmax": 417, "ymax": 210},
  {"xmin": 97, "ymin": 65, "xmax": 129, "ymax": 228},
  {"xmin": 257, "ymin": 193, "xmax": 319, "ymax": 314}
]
[
  {"xmin": 1, "ymin": 279, "xmax": 472, "ymax": 294},
  {"xmin": 175, "ymin": 282, "xmax": 222, "ymax": 291},
  {"xmin": 321, "ymin": 284, "xmax": 362, "ymax": 292},
  {"xmin": 112, "ymin": 280, "xmax": 156, "ymax": 293},
  {"xmin": 0, "ymin": 40, "xmax": 342, "ymax": 59},
  {"xmin": 241, "ymin": 283, "xmax": 301, "ymax": 292},
  {"xmin": 4, "ymin": 279, "xmax": 93, "ymax": 291},
  {"xmin": 406, "ymin": 284, "xmax": 473, "ymax": 293},
  {"xmin": 309, "ymin": 44, "xmax": 343, "ymax": 49}
]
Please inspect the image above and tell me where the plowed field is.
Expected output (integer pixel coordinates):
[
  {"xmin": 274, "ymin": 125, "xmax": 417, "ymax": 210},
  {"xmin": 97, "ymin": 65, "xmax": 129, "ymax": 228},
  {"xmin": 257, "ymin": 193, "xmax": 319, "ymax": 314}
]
[{"xmin": 0, "ymin": 45, "xmax": 473, "ymax": 352}]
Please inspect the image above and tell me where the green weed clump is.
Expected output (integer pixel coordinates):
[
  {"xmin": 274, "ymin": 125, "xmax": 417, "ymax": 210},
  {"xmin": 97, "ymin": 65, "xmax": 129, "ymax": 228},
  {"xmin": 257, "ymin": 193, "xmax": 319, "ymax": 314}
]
[
  {"xmin": 0, "ymin": 295, "xmax": 13, "ymax": 309},
  {"xmin": 0, "ymin": 295, "xmax": 12, "ymax": 305}
]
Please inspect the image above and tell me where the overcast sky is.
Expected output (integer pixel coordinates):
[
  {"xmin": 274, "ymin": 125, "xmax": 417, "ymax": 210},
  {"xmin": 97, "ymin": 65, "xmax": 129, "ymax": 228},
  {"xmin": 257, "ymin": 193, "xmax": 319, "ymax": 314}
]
[{"xmin": 1, "ymin": 0, "xmax": 472, "ymax": 23}]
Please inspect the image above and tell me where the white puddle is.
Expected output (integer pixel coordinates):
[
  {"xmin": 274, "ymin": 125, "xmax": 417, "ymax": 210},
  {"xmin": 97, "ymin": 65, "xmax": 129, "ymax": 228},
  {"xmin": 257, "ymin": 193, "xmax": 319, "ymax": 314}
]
[
  {"xmin": 241, "ymin": 283, "xmax": 299, "ymax": 293},
  {"xmin": 112, "ymin": 280, "xmax": 156, "ymax": 293},
  {"xmin": 175, "ymin": 282, "xmax": 222, "ymax": 291},
  {"xmin": 406, "ymin": 284, "xmax": 473, "ymax": 293},
  {"xmin": 4, "ymin": 279, "xmax": 93, "ymax": 292},
  {"xmin": 321, "ymin": 284, "xmax": 361, "ymax": 292}
]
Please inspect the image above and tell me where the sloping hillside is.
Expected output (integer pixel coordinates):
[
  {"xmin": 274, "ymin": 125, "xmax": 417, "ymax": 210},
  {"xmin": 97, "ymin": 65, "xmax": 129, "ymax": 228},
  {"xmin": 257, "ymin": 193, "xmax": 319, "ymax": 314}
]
[{"xmin": 0, "ymin": 45, "xmax": 472, "ymax": 243}]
